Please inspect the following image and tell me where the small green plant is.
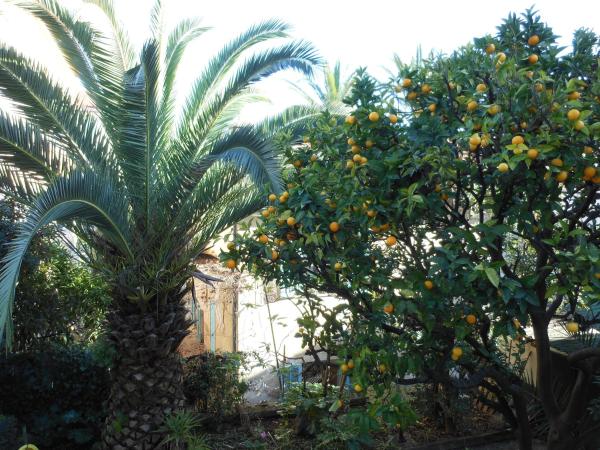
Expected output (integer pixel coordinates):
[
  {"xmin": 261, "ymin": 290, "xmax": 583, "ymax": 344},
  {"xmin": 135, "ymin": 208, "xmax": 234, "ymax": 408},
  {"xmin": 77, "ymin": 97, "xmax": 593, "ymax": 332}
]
[{"xmin": 160, "ymin": 411, "xmax": 209, "ymax": 450}]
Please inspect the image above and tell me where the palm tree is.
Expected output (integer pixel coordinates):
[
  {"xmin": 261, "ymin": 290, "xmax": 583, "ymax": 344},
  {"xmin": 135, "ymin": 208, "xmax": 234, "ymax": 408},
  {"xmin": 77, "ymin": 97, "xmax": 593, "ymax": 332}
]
[{"xmin": 0, "ymin": 0, "xmax": 319, "ymax": 447}]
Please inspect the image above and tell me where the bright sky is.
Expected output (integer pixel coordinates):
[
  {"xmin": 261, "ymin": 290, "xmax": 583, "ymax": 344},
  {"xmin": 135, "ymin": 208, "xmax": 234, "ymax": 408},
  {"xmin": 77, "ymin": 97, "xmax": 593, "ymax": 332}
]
[{"xmin": 0, "ymin": 0, "xmax": 599, "ymax": 121}]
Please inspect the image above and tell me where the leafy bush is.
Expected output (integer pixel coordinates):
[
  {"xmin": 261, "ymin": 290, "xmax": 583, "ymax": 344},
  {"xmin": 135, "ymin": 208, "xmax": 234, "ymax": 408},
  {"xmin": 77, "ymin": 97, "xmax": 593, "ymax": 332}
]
[
  {"xmin": 182, "ymin": 353, "xmax": 249, "ymax": 420},
  {"xmin": 0, "ymin": 344, "xmax": 111, "ymax": 449},
  {"xmin": 0, "ymin": 200, "xmax": 110, "ymax": 352}
]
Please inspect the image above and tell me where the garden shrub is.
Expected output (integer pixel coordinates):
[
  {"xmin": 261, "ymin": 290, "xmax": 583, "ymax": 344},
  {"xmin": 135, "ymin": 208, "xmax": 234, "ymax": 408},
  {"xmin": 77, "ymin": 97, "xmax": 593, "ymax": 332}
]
[
  {"xmin": 0, "ymin": 344, "xmax": 111, "ymax": 449},
  {"xmin": 182, "ymin": 353, "xmax": 249, "ymax": 421}
]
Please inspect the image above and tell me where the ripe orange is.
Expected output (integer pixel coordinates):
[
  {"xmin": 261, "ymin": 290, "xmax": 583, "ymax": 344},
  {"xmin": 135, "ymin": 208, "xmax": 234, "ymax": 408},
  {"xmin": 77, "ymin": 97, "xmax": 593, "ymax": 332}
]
[
  {"xmin": 268, "ymin": 193, "xmax": 277, "ymax": 202},
  {"xmin": 476, "ymin": 83, "xmax": 487, "ymax": 93},
  {"xmin": 567, "ymin": 91, "xmax": 581, "ymax": 100},
  {"xmin": 354, "ymin": 383, "xmax": 363, "ymax": 393},
  {"xmin": 424, "ymin": 279, "xmax": 434, "ymax": 290},
  {"xmin": 279, "ymin": 195, "xmax": 287, "ymax": 203},
  {"xmin": 584, "ymin": 167, "xmax": 597, "ymax": 179},
  {"xmin": 407, "ymin": 92, "xmax": 417, "ymax": 101},
  {"xmin": 528, "ymin": 54, "xmax": 539, "ymax": 64},
  {"xmin": 467, "ymin": 100, "xmax": 478, "ymax": 112},
  {"xmin": 434, "ymin": 183, "xmax": 442, "ymax": 193},
  {"xmin": 345, "ymin": 115, "xmax": 356, "ymax": 125},
  {"xmin": 528, "ymin": 35, "xmax": 540, "ymax": 46},
  {"xmin": 385, "ymin": 235, "xmax": 397, "ymax": 247},
  {"xmin": 347, "ymin": 137, "xmax": 356, "ymax": 146},
  {"xmin": 378, "ymin": 363, "xmax": 387, "ymax": 374},
  {"xmin": 287, "ymin": 216, "xmax": 297, "ymax": 226},
  {"xmin": 401, "ymin": 78, "xmax": 412, "ymax": 88},
  {"xmin": 383, "ymin": 302, "xmax": 394, "ymax": 314},
  {"xmin": 497, "ymin": 163, "xmax": 509, "ymax": 173},
  {"xmin": 440, "ymin": 193, "xmax": 449, "ymax": 201},
  {"xmin": 421, "ymin": 84, "xmax": 432, "ymax": 94},
  {"xmin": 527, "ymin": 148, "xmax": 539, "ymax": 159},
  {"xmin": 258, "ymin": 234, "xmax": 269, "ymax": 244},
  {"xmin": 225, "ymin": 259, "xmax": 237, "ymax": 269},
  {"xmin": 428, "ymin": 104, "xmax": 437, "ymax": 113},
  {"xmin": 334, "ymin": 262, "xmax": 343, "ymax": 271},
  {"xmin": 368, "ymin": 111, "xmax": 380, "ymax": 122},
  {"xmin": 341, "ymin": 363, "xmax": 349, "ymax": 374},
  {"xmin": 487, "ymin": 104, "xmax": 500, "ymax": 115},
  {"xmin": 469, "ymin": 134, "xmax": 481, "ymax": 146},
  {"xmin": 351, "ymin": 145, "xmax": 361, "ymax": 154},
  {"xmin": 310, "ymin": 154, "xmax": 318, "ymax": 162},
  {"xmin": 566, "ymin": 322, "xmax": 579, "ymax": 334},
  {"xmin": 451, "ymin": 347, "xmax": 463, "ymax": 360},
  {"xmin": 389, "ymin": 114, "xmax": 398, "ymax": 123},
  {"xmin": 466, "ymin": 314, "xmax": 477, "ymax": 325},
  {"xmin": 329, "ymin": 222, "xmax": 340, "ymax": 233},
  {"xmin": 511, "ymin": 135, "xmax": 524, "ymax": 145},
  {"xmin": 346, "ymin": 160, "xmax": 354, "ymax": 169},
  {"xmin": 497, "ymin": 52, "xmax": 507, "ymax": 63},
  {"xmin": 261, "ymin": 210, "xmax": 270, "ymax": 218},
  {"xmin": 353, "ymin": 154, "xmax": 362, "ymax": 163},
  {"xmin": 293, "ymin": 160, "xmax": 302, "ymax": 168},
  {"xmin": 270, "ymin": 250, "xmax": 279, "ymax": 261},
  {"xmin": 584, "ymin": 146, "xmax": 593, "ymax": 155},
  {"xmin": 365, "ymin": 139, "xmax": 374, "ymax": 148},
  {"xmin": 556, "ymin": 171, "xmax": 568, "ymax": 183},
  {"xmin": 366, "ymin": 209, "xmax": 376, "ymax": 218},
  {"xmin": 485, "ymin": 43, "xmax": 496, "ymax": 54},
  {"xmin": 360, "ymin": 156, "xmax": 368, "ymax": 165},
  {"xmin": 380, "ymin": 223, "xmax": 390, "ymax": 232},
  {"xmin": 347, "ymin": 359, "xmax": 355, "ymax": 369},
  {"xmin": 551, "ymin": 158, "xmax": 563, "ymax": 167},
  {"xmin": 567, "ymin": 109, "xmax": 580, "ymax": 121},
  {"xmin": 534, "ymin": 82, "xmax": 544, "ymax": 93},
  {"xmin": 574, "ymin": 120, "xmax": 585, "ymax": 131}
]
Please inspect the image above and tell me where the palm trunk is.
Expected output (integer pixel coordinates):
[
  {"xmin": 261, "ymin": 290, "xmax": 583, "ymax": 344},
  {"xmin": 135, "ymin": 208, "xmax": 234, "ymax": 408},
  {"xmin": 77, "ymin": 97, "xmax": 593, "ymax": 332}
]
[{"xmin": 102, "ymin": 299, "xmax": 191, "ymax": 450}]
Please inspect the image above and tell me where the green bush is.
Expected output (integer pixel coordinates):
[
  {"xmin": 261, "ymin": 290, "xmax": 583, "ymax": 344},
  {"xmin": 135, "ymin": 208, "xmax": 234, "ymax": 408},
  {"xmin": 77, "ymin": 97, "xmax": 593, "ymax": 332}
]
[
  {"xmin": 0, "ymin": 344, "xmax": 111, "ymax": 449},
  {"xmin": 182, "ymin": 353, "xmax": 249, "ymax": 421}
]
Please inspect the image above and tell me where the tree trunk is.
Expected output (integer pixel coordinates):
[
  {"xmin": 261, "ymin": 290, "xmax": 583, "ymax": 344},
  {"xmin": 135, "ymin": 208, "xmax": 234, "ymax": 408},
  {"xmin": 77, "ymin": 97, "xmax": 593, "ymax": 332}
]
[{"xmin": 102, "ymin": 300, "xmax": 191, "ymax": 450}]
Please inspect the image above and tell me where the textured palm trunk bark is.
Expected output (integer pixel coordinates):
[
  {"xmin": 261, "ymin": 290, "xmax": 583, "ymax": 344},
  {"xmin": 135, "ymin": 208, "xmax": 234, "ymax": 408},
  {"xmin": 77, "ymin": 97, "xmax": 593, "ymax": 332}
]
[{"xmin": 102, "ymin": 300, "xmax": 191, "ymax": 450}]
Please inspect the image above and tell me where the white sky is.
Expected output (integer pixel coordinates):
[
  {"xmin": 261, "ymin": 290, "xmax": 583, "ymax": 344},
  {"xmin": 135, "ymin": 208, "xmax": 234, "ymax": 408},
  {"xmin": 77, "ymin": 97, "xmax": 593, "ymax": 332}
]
[{"xmin": 0, "ymin": 0, "xmax": 599, "ymax": 121}]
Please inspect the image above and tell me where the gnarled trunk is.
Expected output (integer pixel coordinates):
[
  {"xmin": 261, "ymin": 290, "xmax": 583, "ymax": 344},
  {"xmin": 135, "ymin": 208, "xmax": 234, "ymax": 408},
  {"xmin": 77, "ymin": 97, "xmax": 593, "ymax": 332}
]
[{"xmin": 102, "ymin": 300, "xmax": 191, "ymax": 450}]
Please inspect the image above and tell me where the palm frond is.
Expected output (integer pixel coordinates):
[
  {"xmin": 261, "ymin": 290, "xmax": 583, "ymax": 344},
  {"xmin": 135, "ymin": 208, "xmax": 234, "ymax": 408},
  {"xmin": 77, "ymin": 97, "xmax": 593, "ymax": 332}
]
[
  {"xmin": 82, "ymin": 0, "xmax": 137, "ymax": 69},
  {"xmin": 0, "ymin": 162, "xmax": 45, "ymax": 203},
  {"xmin": 0, "ymin": 169, "xmax": 132, "ymax": 349},
  {"xmin": 255, "ymin": 104, "xmax": 326, "ymax": 139},
  {"xmin": 177, "ymin": 19, "xmax": 291, "ymax": 138}
]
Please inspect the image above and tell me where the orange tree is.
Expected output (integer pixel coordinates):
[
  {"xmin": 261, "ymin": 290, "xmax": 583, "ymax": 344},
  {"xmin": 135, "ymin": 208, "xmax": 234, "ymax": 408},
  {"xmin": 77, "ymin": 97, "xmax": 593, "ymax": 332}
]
[{"xmin": 224, "ymin": 10, "xmax": 600, "ymax": 450}]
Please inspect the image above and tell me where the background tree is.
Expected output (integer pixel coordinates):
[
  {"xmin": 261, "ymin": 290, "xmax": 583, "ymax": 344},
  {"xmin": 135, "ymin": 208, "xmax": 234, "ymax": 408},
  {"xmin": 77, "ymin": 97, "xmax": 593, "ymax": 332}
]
[
  {"xmin": 228, "ymin": 9, "xmax": 600, "ymax": 450},
  {"xmin": 0, "ymin": 0, "xmax": 320, "ymax": 447}
]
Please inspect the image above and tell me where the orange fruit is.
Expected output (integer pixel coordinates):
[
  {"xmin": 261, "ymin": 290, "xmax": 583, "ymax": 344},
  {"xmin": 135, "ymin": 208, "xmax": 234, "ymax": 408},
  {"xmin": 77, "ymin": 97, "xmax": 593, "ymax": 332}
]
[
  {"xmin": 584, "ymin": 146, "xmax": 593, "ymax": 155},
  {"xmin": 584, "ymin": 166, "xmax": 597, "ymax": 179},
  {"xmin": 511, "ymin": 135, "xmax": 524, "ymax": 145},
  {"xmin": 268, "ymin": 193, "xmax": 277, "ymax": 202},
  {"xmin": 365, "ymin": 139, "xmax": 374, "ymax": 148},
  {"xmin": 528, "ymin": 54, "xmax": 539, "ymax": 64},
  {"xmin": 389, "ymin": 114, "xmax": 398, "ymax": 123},
  {"xmin": 341, "ymin": 363, "xmax": 349, "ymax": 374},
  {"xmin": 466, "ymin": 314, "xmax": 477, "ymax": 325},
  {"xmin": 534, "ymin": 82, "xmax": 544, "ymax": 93},
  {"xmin": 497, "ymin": 52, "xmax": 507, "ymax": 63},
  {"xmin": 467, "ymin": 100, "xmax": 478, "ymax": 112},
  {"xmin": 424, "ymin": 279, "xmax": 434, "ymax": 290},
  {"xmin": 401, "ymin": 78, "xmax": 412, "ymax": 88},
  {"xmin": 368, "ymin": 111, "xmax": 380, "ymax": 122},
  {"xmin": 353, "ymin": 154, "xmax": 362, "ymax": 163},
  {"xmin": 434, "ymin": 183, "xmax": 442, "ymax": 193},
  {"xmin": 383, "ymin": 302, "xmax": 394, "ymax": 314},
  {"xmin": 227, "ymin": 242, "xmax": 235, "ymax": 251},
  {"xmin": 574, "ymin": 120, "xmax": 585, "ymax": 131},
  {"xmin": 476, "ymin": 83, "xmax": 487, "ymax": 93},
  {"xmin": 567, "ymin": 109, "xmax": 580, "ymax": 121},
  {"xmin": 428, "ymin": 104, "xmax": 437, "ymax": 113},
  {"xmin": 440, "ymin": 193, "xmax": 449, "ymax": 201},
  {"xmin": 347, "ymin": 137, "xmax": 356, "ymax": 146},
  {"xmin": 334, "ymin": 262, "xmax": 343, "ymax": 271},
  {"xmin": 258, "ymin": 234, "xmax": 269, "ymax": 244},
  {"xmin": 310, "ymin": 154, "xmax": 318, "ymax": 162},
  {"xmin": 407, "ymin": 91, "xmax": 417, "ymax": 101},
  {"xmin": 385, "ymin": 236, "xmax": 397, "ymax": 247},
  {"xmin": 556, "ymin": 171, "xmax": 568, "ymax": 183},
  {"xmin": 485, "ymin": 43, "xmax": 496, "ymax": 54},
  {"xmin": 346, "ymin": 160, "xmax": 354, "ymax": 169},
  {"xmin": 566, "ymin": 322, "xmax": 579, "ymax": 333},
  {"xmin": 451, "ymin": 347, "xmax": 463, "ymax": 360},
  {"xmin": 469, "ymin": 134, "xmax": 481, "ymax": 146},
  {"xmin": 497, "ymin": 163, "xmax": 509, "ymax": 173},
  {"xmin": 270, "ymin": 250, "xmax": 279, "ymax": 261},
  {"xmin": 293, "ymin": 160, "xmax": 302, "ymax": 168},
  {"xmin": 347, "ymin": 359, "xmax": 355, "ymax": 369},
  {"xmin": 421, "ymin": 84, "xmax": 432, "ymax": 94},
  {"xmin": 593, "ymin": 176, "xmax": 600, "ymax": 184},
  {"xmin": 354, "ymin": 383, "xmax": 363, "ymax": 393},
  {"xmin": 366, "ymin": 209, "xmax": 376, "ymax": 218},
  {"xmin": 528, "ymin": 35, "xmax": 540, "ymax": 46},
  {"xmin": 551, "ymin": 158, "xmax": 563, "ymax": 167},
  {"xmin": 527, "ymin": 148, "xmax": 539, "ymax": 159},
  {"xmin": 287, "ymin": 216, "xmax": 297, "ymax": 226},
  {"xmin": 360, "ymin": 156, "xmax": 368, "ymax": 165},
  {"xmin": 329, "ymin": 222, "xmax": 340, "ymax": 233},
  {"xmin": 567, "ymin": 91, "xmax": 581, "ymax": 100},
  {"xmin": 378, "ymin": 364, "xmax": 387, "ymax": 374},
  {"xmin": 225, "ymin": 259, "xmax": 237, "ymax": 269},
  {"xmin": 351, "ymin": 145, "xmax": 361, "ymax": 154},
  {"xmin": 345, "ymin": 115, "xmax": 356, "ymax": 125},
  {"xmin": 487, "ymin": 104, "xmax": 500, "ymax": 115}
]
